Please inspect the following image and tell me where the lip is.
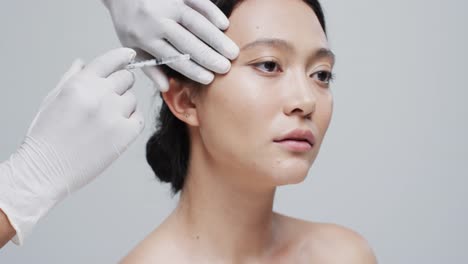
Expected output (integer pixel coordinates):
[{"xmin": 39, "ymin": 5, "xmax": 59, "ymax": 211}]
[{"xmin": 273, "ymin": 129, "xmax": 316, "ymax": 152}]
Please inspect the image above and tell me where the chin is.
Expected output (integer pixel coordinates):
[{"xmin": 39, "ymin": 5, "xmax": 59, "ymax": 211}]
[
  {"xmin": 263, "ymin": 157, "xmax": 312, "ymax": 186},
  {"xmin": 269, "ymin": 163, "xmax": 311, "ymax": 186},
  {"xmin": 276, "ymin": 172, "xmax": 308, "ymax": 186}
]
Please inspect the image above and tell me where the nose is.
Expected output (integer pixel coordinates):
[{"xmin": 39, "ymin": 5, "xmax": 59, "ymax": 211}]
[{"xmin": 283, "ymin": 72, "xmax": 316, "ymax": 119}]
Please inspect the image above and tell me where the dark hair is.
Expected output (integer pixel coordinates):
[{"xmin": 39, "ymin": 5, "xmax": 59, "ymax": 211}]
[{"xmin": 146, "ymin": 0, "xmax": 327, "ymax": 194}]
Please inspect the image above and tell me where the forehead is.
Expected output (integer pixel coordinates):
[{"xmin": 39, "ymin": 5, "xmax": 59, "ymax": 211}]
[{"xmin": 225, "ymin": 0, "xmax": 329, "ymax": 51}]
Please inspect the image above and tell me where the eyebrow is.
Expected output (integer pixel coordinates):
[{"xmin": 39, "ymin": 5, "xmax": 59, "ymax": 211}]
[
  {"xmin": 240, "ymin": 38, "xmax": 335, "ymax": 65},
  {"xmin": 241, "ymin": 38, "xmax": 295, "ymax": 52}
]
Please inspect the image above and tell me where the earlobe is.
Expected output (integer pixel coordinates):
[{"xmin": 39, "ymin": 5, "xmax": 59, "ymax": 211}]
[{"xmin": 161, "ymin": 79, "xmax": 200, "ymax": 127}]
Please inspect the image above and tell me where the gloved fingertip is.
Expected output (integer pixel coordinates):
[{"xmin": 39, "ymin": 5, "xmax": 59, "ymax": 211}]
[
  {"xmin": 218, "ymin": 59, "xmax": 232, "ymax": 74},
  {"xmin": 225, "ymin": 44, "xmax": 240, "ymax": 60},
  {"xmin": 218, "ymin": 17, "xmax": 230, "ymax": 30},
  {"xmin": 199, "ymin": 71, "xmax": 215, "ymax": 85},
  {"xmin": 128, "ymin": 49, "xmax": 137, "ymax": 62},
  {"xmin": 156, "ymin": 78, "xmax": 170, "ymax": 93},
  {"xmin": 142, "ymin": 66, "xmax": 169, "ymax": 92},
  {"xmin": 111, "ymin": 47, "xmax": 137, "ymax": 64}
]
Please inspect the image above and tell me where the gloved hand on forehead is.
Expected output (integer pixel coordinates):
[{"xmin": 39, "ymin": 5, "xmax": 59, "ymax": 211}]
[
  {"xmin": 102, "ymin": 0, "xmax": 240, "ymax": 92},
  {"xmin": 0, "ymin": 48, "xmax": 144, "ymax": 245}
]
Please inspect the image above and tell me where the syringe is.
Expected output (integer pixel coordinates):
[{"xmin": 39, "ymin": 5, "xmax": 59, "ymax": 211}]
[{"xmin": 125, "ymin": 54, "xmax": 190, "ymax": 70}]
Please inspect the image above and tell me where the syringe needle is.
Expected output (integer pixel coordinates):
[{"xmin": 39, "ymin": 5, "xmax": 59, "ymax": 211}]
[{"xmin": 125, "ymin": 54, "xmax": 191, "ymax": 70}]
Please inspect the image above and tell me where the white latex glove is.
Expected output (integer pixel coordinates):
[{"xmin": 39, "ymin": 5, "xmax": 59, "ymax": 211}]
[
  {"xmin": 0, "ymin": 48, "xmax": 145, "ymax": 245},
  {"xmin": 103, "ymin": 0, "xmax": 240, "ymax": 92}
]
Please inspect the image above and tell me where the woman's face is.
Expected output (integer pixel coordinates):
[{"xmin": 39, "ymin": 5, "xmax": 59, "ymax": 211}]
[{"xmin": 193, "ymin": 0, "xmax": 334, "ymax": 188}]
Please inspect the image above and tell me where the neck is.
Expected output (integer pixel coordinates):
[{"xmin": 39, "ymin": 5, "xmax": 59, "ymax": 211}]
[{"xmin": 168, "ymin": 140, "xmax": 279, "ymax": 261}]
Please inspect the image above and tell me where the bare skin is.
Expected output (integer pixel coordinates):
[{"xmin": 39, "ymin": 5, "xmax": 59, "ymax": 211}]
[
  {"xmin": 121, "ymin": 0, "xmax": 378, "ymax": 262},
  {"xmin": 0, "ymin": 208, "xmax": 15, "ymax": 248},
  {"xmin": 122, "ymin": 208, "xmax": 377, "ymax": 263}
]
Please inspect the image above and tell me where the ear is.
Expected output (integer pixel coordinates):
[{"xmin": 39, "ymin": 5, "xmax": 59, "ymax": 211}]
[{"xmin": 162, "ymin": 79, "xmax": 200, "ymax": 127}]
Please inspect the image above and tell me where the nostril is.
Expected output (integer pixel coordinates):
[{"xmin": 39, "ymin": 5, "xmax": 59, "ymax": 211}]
[{"xmin": 291, "ymin": 108, "xmax": 304, "ymax": 114}]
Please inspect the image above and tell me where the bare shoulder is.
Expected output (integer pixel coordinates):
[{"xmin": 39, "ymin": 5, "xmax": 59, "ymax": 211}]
[
  {"xmin": 307, "ymin": 221, "xmax": 378, "ymax": 263},
  {"xmin": 275, "ymin": 213, "xmax": 378, "ymax": 264},
  {"xmin": 119, "ymin": 234, "xmax": 167, "ymax": 264},
  {"xmin": 119, "ymin": 225, "xmax": 183, "ymax": 264}
]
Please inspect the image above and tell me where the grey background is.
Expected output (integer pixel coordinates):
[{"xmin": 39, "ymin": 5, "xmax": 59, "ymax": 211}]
[{"xmin": 1, "ymin": 0, "xmax": 467, "ymax": 263}]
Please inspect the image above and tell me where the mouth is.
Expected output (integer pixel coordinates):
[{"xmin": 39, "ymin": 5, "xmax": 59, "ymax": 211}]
[{"xmin": 273, "ymin": 129, "xmax": 316, "ymax": 152}]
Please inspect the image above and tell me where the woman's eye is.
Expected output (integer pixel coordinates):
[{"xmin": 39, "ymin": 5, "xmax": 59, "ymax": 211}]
[
  {"xmin": 312, "ymin": 71, "xmax": 335, "ymax": 85},
  {"xmin": 254, "ymin": 61, "xmax": 281, "ymax": 73}
]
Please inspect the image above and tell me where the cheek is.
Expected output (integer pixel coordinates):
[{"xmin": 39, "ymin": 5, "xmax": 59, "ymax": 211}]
[
  {"xmin": 203, "ymin": 67, "xmax": 282, "ymax": 125},
  {"xmin": 197, "ymin": 69, "xmax": 270, "ymax": 152},
  {"xmin": 315, "ymin": 92, "xmax": 334, "ymax": 141}
]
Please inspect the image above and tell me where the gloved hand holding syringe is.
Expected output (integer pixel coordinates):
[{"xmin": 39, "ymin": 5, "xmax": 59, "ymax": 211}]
[
  {"xmin": 0, "ymin": 50, "xmax": 191, "ymax": 248},
  {"xmin": 0, "ymin": 49, "xmax": 191, "ymax": 247}
]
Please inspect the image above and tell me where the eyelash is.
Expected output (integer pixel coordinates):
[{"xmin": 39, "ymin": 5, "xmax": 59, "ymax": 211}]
[{"xmin": 252, "ymin": 60, "xmax": 335, "ymax": 86}]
